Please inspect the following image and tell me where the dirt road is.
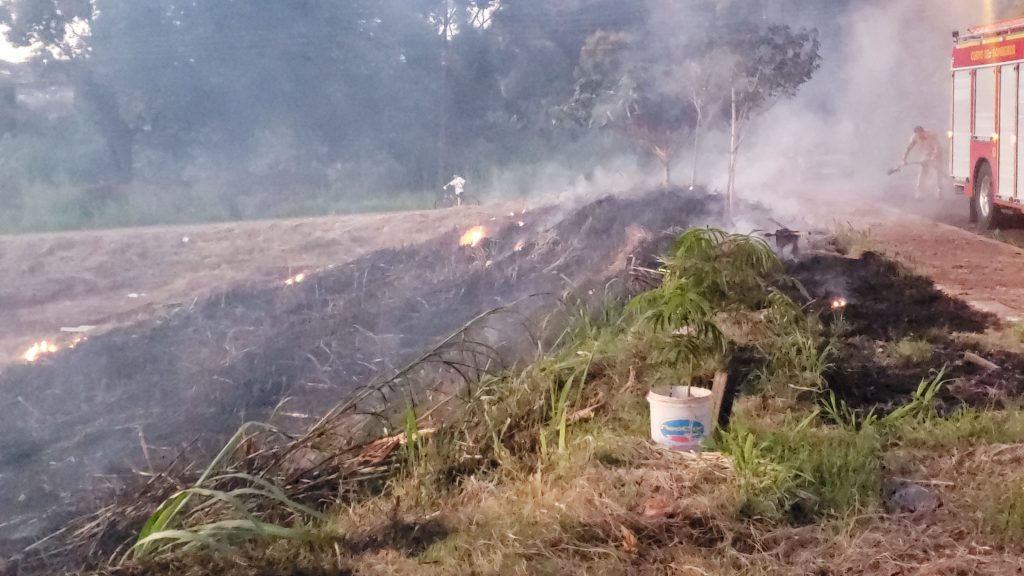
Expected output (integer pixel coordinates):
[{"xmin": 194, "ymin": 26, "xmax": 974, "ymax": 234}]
[{"xmin": 0, "ymin": 206, "xmax": 514, "ymax": 367}]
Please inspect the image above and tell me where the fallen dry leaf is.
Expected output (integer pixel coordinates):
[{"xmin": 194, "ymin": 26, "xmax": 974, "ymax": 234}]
[
  {"xmin": 641, "ymin": 496, "xmax": 679, "ymax": 519},
  {"xmin": 620, "ymin": 525, "xmax": 638, "ymax": 556}
]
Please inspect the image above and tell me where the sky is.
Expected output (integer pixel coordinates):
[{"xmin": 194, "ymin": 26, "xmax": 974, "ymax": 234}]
[{"xmin": 0, "ymin": 25, "xmax": 33, "ymax": 62}]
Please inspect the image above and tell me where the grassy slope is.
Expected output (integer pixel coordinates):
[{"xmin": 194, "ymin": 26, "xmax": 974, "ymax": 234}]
[{"xmin": 93, "ymin": 230, "xmax": 1024, "ymax": 576}]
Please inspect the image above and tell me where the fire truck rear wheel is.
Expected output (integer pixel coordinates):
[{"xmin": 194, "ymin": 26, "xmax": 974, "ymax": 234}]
[{"xmin": 974, "ymin": 162, "xmax": 998, "ymax": 231}]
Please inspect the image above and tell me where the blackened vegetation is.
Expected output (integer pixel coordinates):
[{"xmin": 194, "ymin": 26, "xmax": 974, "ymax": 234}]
[
  {"xmin": 790, "ymin": 252, "xmax": 1024, "ymax": 408},
  {"xmin": 793, "ymin": 252, "xmax": 992, "ymax": 340},
  {"xmin": 0, "ymin": 189, "xmax": 741, "ymax": 563}
]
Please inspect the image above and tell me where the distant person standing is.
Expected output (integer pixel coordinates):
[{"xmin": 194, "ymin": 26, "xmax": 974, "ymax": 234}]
[
  {"xmin": 444, "ymin": 175, "xmax": 467, "ymax": 199},
  {"xmin": 902, "ymin": 126, "xmax": 945, "ymax": 199}
]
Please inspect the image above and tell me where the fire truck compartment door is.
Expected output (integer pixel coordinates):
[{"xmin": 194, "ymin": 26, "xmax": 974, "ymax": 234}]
[
  {"xmin": 1018, "ymin": 66, "xmax": 1024, "ymax": 201},
  {"xmin": 976, "ymin": 67, "xmax": 997, "ymax": 140},
  {"xmin": 952, "ymin": 70, "xmax": 971, "ymax": 180},
  {"xmin": 1000, "ymin": 65, "xmax": 1017, "ymax": 200}
]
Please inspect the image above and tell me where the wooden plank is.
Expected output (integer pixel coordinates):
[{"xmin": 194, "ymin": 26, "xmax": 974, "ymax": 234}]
[{"xmin": 710, "ymin": 371, "xmax": 729, "ymax": 433}]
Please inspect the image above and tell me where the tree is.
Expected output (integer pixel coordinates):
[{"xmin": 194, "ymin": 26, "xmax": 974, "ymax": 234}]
[
  {"xmin": 723, "ymin": 24, "xmax": 821, "ymax": 214},
  {"xmin": 562, "ymin": 29, "xmax": 700, "ymax": 187},
  {"xmin": 1, "ymin": 0, "xmax": 445, "ymax": 187},
  {"xmin": 561, "ymin": 3, "xmax": 819, "ymax": 192}
]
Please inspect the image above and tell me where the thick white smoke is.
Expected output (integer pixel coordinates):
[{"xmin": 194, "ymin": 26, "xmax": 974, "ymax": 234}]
[{"xmin": 735, "ymin": 1, "xmax": 1008, "ymax": 215}]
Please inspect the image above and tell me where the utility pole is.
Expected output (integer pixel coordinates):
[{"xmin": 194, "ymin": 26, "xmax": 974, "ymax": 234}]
[{"xmin": 436, "ymin": 0, "xmax": 452, "ymax": 191}]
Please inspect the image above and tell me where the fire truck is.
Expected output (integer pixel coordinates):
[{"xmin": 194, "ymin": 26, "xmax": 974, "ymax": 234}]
[{"xmin": 951, "ymin": 17, "xmax": 1024, "ymax": 229}]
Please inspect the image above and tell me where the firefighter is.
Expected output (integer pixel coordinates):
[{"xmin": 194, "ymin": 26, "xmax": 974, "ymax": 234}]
[{"xmin": 902, "ymin": 126, "xmax": 945, "ymax": 199}]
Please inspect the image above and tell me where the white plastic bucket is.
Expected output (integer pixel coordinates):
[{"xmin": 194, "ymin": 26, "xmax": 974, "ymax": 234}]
[{"xmin": 646, "ymin": 386, "xmax": 714, "ymax": 452}]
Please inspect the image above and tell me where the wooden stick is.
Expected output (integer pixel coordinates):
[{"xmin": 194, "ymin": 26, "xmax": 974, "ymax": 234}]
[
  {"xmin": 137, "ymin": 426, "xmax": 155, "ymax": 477},
  {"xmin": 964, "ymin": 352, "xmax": 1001, "ymax": 372},
  {"xmin": 710, "ymin": 371, "xmax": 729, "ymax": 433}
]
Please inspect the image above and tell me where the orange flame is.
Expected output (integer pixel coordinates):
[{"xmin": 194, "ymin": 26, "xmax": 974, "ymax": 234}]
[
  {"xmin": 460, "ymin": 226, "xmax": 487, "ymax": 247},
  {"xmin": 831, "ymin": 297, "xmax": 848, "ymax": 310},
  {"xmin": 284, "ymin": 272, "xmax": 306, "ymax": 286},
  {"xmin": 23, "ymin": 340, "xmax": 59, "ymax": 363}
]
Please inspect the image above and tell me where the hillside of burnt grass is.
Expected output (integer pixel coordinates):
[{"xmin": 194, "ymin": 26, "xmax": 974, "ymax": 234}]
[
  {"xmin": 64, "ymin": 226, "xmax": 1024, "ymax": 576},
  {"xmin": 1, "ymin": 189, "xmax": 761, "ymax": 569}
]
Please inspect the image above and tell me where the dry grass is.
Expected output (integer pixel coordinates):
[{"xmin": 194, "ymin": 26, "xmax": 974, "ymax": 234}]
[
  {"xmin": 48, "ymin": 229, "xmax": 1024, "ymax": 576},
  {"xmin": 956, "ymin": 323, "xmax": 1024, "ymax": 356},
  {"xmin": 831, "ymin": 222, "xmax": 877, "ymax": 258},
  {"xmin": 878, "ymin": 337, "xmax": 935, "ymax": 367}
]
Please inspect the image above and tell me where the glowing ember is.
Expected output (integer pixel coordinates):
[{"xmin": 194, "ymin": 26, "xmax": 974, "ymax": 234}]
[
  {"xmin": 831, "ymin": 297, "xmax": 848, "ymax": 310},
  {"xmin": 514, "ymin": 240, "xmax": 527, "ymax": 252},
  {"xmin": 23, "ymin": 340, "xmax": 59, "ymax": 363},
  {"xmin": 460, "ymin": 225, "xmax": 487, "ymax": 247},
  {"xmin": 284, "ymin": 272, "xmax": 306, "ymax": 286}
]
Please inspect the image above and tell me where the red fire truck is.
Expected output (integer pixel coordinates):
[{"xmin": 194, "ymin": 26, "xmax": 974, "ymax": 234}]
[{"xmin": 951, "ymin": 17, "xmax": 1024, "ymax": 229}]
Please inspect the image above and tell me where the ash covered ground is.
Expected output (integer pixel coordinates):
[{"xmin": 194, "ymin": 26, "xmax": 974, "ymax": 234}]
[{"xmin": 0, "ymin": 189, "xmax": 749, "ymax": 551}]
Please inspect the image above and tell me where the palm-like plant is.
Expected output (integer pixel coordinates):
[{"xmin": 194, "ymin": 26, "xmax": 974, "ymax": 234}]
[
  {"xmin": 662, "ymin": 228, "xmax": 782, "ymax": 310},
  {"xmin": 631, "ymin": 228, "xmax": 783, "ymax": 369}
]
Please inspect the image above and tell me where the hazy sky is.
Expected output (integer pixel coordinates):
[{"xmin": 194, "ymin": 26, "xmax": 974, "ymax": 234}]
[{"xmin": 0, "ymin": 25, "xmax": 32, "ymax": 62}]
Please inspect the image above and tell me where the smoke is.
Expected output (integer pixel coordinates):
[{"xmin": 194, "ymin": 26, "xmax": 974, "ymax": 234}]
[{"xmin": 735, "ymin": 0, "xmax": 1009, "ymax": 217}]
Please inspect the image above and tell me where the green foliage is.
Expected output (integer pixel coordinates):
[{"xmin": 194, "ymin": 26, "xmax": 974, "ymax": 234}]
[
  {"xmin": 402, "ymin": 406, "xmax": 425, "ymax": 471},
  {"xmin": 630, "ymin": 228, "xmax": 786, "ymax": 372},
  {"xmin": 821, "ymin": 393, "xmax": 873, "ymax": 431},
  {"xmin": 891, "ymin": 406, "xmax": 1024, "ymax": 450},
  {"xmin": 719, "ymin": 412, "xmax": 882, "ymax": 521},
  {"xmin": 728, "ymin": 24, "xmax": 822, "ymax": 124},
  {"xmin": 881, "ymin": 370, "xmax": 947, "ymax": 425},
  {"xmin": 756, "ymin": 327, "xmax": 835, "ymax": 395},
  {"xmin": 562, "ymin": 3, "xmax": 821, "ymax": 185},
  {"xmin": 754, "ymin": 288, "xmax": 834, "ymax": 396},
  {"xmin": 663, "ymin": 228, "xmax": 783, "ymax": 309},
  {"xmin": 718, "ymin": 428, "xmax": 804, "ymax": 519},
  {"xmin": 719, "ymin": 371, "xmax": 952, "ymax": 523},
  {"xmin": 132, "ymin": 422, "xmax": 325, "ymax": 560}
]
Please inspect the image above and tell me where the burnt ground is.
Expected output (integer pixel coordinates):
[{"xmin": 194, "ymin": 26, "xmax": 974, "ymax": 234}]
[
  {"xmin": 791, "ymin": 251, "xmax": 1024, "ymax": 409},
  {"xmin": 0, "ymin": 189, "xmax": 749, "ymax": 556}
]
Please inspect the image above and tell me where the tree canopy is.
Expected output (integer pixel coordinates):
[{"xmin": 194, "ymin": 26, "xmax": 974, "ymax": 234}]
[{"xmin": 0, "ymin": 0, "xmax": 825, "ymax": 230}]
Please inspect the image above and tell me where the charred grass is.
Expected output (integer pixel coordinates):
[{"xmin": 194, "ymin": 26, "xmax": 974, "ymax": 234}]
[{"xmin": 15, "ymin": 216, "xmax": 1024, "ymax": 575}]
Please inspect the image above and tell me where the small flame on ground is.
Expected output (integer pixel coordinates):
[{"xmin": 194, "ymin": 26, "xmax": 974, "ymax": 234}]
[
  {"xmin": 514, "ymin": 240, "xmax": 527, "ymax": 252},
  {"xmin": 460, "ymin": 226, "xmax": 487, "ymax": 247},
  {"xmin": 23, "ymin": 340, "xmax": 59, "ymax": 363},
  {"xmin": 284, "ymin": 272, "xmax": 306, "ymax": 286},
  {"xmin": 831, "ymin": 297, "xmax": 848, "ymax": 310}
]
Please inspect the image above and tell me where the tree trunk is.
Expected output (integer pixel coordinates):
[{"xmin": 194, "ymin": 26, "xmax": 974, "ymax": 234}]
[
  {"xmin": 662, "ymin": 160, "xmax": 671, "ymax": 187},
  {"xmin": 436, "ymin": 0, "xmax": 451, "ymax": 190},
  {"xmin": 76, "ymin": 71, "xmax": 135, "ymax": 184},
  {"xmin": 691, "ymin": 123, "xmax": 702, "ymax": 187},
  {"xmin": 727, "ymin": 87, "xmax": 738, "ymax": 221}
]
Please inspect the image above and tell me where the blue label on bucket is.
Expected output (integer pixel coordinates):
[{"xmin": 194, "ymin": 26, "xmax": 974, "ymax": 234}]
[{"xmin": 660, "ymin": 419, "xmax": 706, "ymax": 445}]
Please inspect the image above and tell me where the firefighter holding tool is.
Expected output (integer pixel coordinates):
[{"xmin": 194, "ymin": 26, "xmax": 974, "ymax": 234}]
[{"xmin": 900, "ymin": 126, "xmax": 945, "ymax": 199}]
